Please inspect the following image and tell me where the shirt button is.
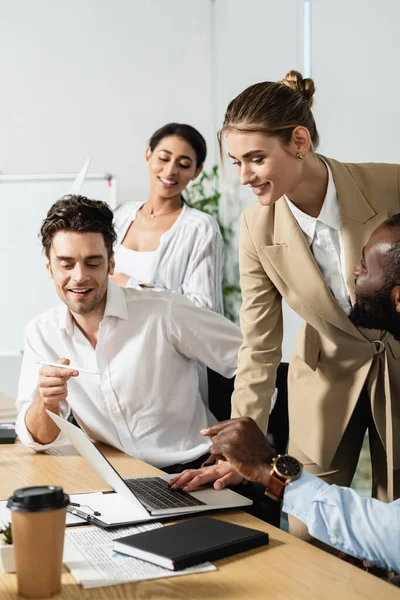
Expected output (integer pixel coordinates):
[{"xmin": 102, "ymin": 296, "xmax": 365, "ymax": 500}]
[
  {"xmin": 121, "ymin": 434, "xmax": 128, "ymax": 441},
  {"xmin": 111, "ymin": 405, "xmax": 118, "ymax": 412}
]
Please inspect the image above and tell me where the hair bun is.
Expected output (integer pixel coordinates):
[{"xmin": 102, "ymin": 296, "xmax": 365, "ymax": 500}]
[{"xmin": 279, "ymin": 70, "xmax": 316, "ymax": 107}]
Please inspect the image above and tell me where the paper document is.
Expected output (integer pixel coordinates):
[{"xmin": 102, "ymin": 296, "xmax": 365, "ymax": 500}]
[{"xmin": 64, "ymin": 524, "xmax": 216, "ymax": 589}]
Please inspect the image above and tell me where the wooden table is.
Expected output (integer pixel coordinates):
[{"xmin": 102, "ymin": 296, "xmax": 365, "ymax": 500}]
[{"xmin": 0, "ymin": 443, "xmax": 397, "ymax": 599}]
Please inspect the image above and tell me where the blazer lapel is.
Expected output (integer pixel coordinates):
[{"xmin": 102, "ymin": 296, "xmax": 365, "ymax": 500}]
[
  {"xmin": 261, "ymin": 198, "xmax": 355, "ymax": 335},
  {"xmin": 325, "ymin": 157, "xmax": 388, "ymax": 305}
]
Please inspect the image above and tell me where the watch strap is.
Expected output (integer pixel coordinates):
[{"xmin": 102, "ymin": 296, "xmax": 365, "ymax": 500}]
[
  {"xmin": 265, "ymin": 468, "xmax": 286, "ymax": 501},
  {"xmin": 265, "ymin": 455, "xmax": 302, "ymax": 501}
]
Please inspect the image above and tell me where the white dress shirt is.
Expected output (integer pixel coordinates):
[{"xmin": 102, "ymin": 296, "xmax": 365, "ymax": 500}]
[
  {"xmin": 113, "ymin": 201, "xmax": 224, "ymax": 314},
  {"xmin": 283, "ymin": 470, "xmax": 400, "ymax": 572},
  {"xmin": 285, "ymin": 161, "xmax": 352, "ymax": 315},
  {"xmin": 15, "ymin": 283, "xmax": 241, "ymax": 468}
]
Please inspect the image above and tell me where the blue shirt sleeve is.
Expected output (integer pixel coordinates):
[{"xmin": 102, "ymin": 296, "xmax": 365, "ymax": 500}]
[{"xmin": 283, "ymin": 470, "xmax": 400, "ymax": 572}]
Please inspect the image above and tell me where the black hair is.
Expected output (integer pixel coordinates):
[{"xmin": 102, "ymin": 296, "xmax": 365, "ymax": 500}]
[
  {"xmin": 149, "ymin": 123, "xmax": 207, "ymax": 168},
  {"xmin": 40, "ymin": 195, "xmax": 116, "ymax": 259},
  {"xmin": 384, "ymin": 212, "xmax": 400, "ymax": 285}
]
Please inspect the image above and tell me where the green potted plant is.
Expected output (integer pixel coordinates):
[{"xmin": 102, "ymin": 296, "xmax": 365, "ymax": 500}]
[
  {"xmin": 186, "ymin": 165, "xmax": 241, "ymax": 322},
  {"xmin": 0, "ymin": 522, "xmax": 15, "ymax": 573}
]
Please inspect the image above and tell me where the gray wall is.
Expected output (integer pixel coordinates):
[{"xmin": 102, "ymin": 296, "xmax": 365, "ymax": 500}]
[
  {"xmin": 0, "ymin": 0, "xmax": 215, "ymax": 203},
  {"xmin": 214, "ymin": 0, "xmax": 305, "ymax": 361},
  {"xmin": 312, "ymin": 0, "xmax": 400, "ymax": 162}
]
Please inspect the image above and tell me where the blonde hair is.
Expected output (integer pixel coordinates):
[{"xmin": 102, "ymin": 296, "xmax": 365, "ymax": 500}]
[{"xmin": 218, "ymin": 70, "xmax": 319, "ymax": 157}]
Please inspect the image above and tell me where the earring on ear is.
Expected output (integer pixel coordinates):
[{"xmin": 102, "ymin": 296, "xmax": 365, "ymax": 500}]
[{"xmin": 296, "ymin": 153, "xmax": 305, "ymax": 161}]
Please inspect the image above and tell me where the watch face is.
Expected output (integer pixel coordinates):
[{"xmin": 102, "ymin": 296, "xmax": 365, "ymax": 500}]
[{"xmin": 275, "ymin": 455, "xmax": 301, "ymax": 478}]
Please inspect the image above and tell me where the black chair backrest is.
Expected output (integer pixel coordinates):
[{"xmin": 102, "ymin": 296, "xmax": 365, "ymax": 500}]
[{"xmin": 207, "ymin": 363, "xmax": 289, "ymax": 454}]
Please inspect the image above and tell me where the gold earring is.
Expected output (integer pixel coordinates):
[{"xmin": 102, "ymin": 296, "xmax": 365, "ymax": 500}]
[{"xmin": 296, "ymin": 153, "xmax": 304, "ymax": 161}]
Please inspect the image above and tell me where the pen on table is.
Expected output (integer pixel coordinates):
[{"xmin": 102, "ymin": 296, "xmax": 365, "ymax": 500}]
[{"xmin": 35, "ymin": 360, "xmax": 100, "ymax": 375}]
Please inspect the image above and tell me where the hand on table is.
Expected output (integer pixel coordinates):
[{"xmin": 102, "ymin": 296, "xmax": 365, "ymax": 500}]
[{"xmin": 169, "ymin": 461, "xmax": 244, "ymax": 493}]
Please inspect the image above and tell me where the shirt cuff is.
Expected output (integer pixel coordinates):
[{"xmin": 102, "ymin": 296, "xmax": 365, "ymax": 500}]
[
  {"xmin": 283, "ymin": 469, "xmax": 329, "ymax": 521},
  {"xmin": 16, "ymin": 402, "xmax": 68, "ymax": 452}
]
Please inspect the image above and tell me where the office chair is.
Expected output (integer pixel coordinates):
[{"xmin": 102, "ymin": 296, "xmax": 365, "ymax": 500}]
[
  {"xmin": 207, "ymin": 363, "xmax": 289, "ymax": 454},
  {"xmin": 207, "ymin": 363, "xmax": 290, "ymax": 526}
]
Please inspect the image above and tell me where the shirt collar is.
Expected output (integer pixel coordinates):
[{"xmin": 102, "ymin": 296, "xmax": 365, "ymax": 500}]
[
  {"xmin": 285, "ymin": 197, "xmax": 316, "ymax": 244},
  {"xmin": 103, "ymin": 280, "xmax": 129, "ymax": 320},
  {"xmin": 285, "ymin": 159, "xmax": 340, "ymax": 245},
  {"xmin": 59, "ymin": 280, "xmax": 129, "ymax": 336},
  {"xmin": 317, "ymin": 160, "xmax": 341, "ymax": 231}
]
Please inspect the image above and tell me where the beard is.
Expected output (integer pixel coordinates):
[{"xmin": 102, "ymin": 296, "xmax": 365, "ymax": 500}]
[
  {"xmin": 349, "ymin": 287, "xmax": 400, "ymax": 341},
  {"xmin": 58, "ymin": 277, "xmax": 109, "ymax": 317},
  {"xmin": 65, "ymin": 287, "xmax": 107, "ymax": 316}
]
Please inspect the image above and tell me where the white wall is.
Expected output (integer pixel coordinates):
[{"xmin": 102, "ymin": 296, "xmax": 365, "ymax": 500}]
[
  {"xmin": 312, "ymin": 0, "xmax": 400, "ymax": 162},
  {"xmin": 213, "ymin": 0, "xmax": 304, "ymax": 361},
  {"xmin": 213, "ymin": 0, "xmax": 303, "ymax": 128},
  {"xmin": 0, "ymin": 0, "xmax": 215, "ymax": 203}
]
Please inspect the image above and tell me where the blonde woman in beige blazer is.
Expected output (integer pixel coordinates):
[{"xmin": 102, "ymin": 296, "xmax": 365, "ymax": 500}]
[{"xmin": 171, "ymin": 71, "xmax": 400, "ymax": 539}]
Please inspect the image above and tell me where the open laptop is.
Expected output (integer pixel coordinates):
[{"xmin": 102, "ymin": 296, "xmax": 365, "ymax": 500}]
[{"xmin": 47, "ymin": 412, "xmax": 252, "ymax": 524}]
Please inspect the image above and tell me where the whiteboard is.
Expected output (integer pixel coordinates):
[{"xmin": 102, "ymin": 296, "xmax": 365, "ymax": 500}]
[{"xmin": 1, "ymin": 174, "xmax": 116, "ymax": 354}]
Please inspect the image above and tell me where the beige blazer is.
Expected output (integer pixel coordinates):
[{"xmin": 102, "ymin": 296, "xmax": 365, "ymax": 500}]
[{"xmin": 231, "ymin": 157, "xmax": 400, "ymax": 470}]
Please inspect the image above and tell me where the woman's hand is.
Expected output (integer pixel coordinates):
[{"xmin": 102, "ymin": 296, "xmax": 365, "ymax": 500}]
[{"xmin": 109, "ymin": 273, "xmax": 130, "ymax": 287}]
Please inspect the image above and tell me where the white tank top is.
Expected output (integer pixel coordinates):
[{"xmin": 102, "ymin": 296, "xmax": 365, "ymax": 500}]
[{"xmin": 114, "ymin": 244, "xmax": 156, "ymax": 283}]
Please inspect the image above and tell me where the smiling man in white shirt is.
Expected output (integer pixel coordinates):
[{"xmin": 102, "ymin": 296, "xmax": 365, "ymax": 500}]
[{"xmin": 16, "ymin": 195, "xmax": 242, "ymax": 471}]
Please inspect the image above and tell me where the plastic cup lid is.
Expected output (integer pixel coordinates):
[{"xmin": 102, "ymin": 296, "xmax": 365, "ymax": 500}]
[{"xmin": 7, "ymin": 486, "xmax": 69, "ymax": 513}]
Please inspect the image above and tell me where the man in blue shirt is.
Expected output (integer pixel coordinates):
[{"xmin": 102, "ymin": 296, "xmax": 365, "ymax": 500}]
[{"xmin": 170, "ymin": 214, "xmax": 400, "ymax": 573}]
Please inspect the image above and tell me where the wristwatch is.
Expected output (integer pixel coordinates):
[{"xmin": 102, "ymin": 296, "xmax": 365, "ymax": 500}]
[{"xmin": 264, "ymin": 455, "xmax": 303, "ymax": 501}]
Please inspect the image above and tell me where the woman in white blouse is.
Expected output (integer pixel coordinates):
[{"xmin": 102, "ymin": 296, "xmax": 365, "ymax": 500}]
[{"xmin": 111, "ymin": 123, "xmax": 224, "ymax": 314}]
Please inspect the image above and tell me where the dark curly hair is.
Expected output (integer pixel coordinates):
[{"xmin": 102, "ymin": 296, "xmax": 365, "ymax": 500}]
[
  {"xmin": 40, "ymin": 195, "xmax": 116, "ymax": 259},
  {"xmin": 385, "ymin": 212, "xmax": 400, "ymax": 285}
]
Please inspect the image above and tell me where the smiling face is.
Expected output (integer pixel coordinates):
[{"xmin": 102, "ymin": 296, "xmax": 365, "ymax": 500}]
[
  {"xmin": 146, "ymin": 135, "xmax": 202, "ymax": 199},
  {"xmin": 350, "ymin": 223, "xmax": 400, "ymax": 339},
  {"xmin": 47, "ymin": 231, "xmax": 114, "ymax": 319},
  {"xmin": 226, "ymin": 130, "xmax": 305, "ymax": 206}
]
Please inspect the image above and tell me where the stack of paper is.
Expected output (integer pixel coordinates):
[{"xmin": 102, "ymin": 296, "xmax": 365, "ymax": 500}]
[{"xmin": 64, "ymin": 523, "xmax": 216, "ymax": 589}]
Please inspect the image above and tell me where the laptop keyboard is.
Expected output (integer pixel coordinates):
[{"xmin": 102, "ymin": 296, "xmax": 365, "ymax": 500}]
[{"xmin": 124, "ymin": 477, "xmax": 205, "ymax": 511}]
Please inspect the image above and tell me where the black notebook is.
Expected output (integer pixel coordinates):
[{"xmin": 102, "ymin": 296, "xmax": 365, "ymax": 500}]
[{"xmin": 113, "ymin": 516, "xmax": 269, "ymax": 571}]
